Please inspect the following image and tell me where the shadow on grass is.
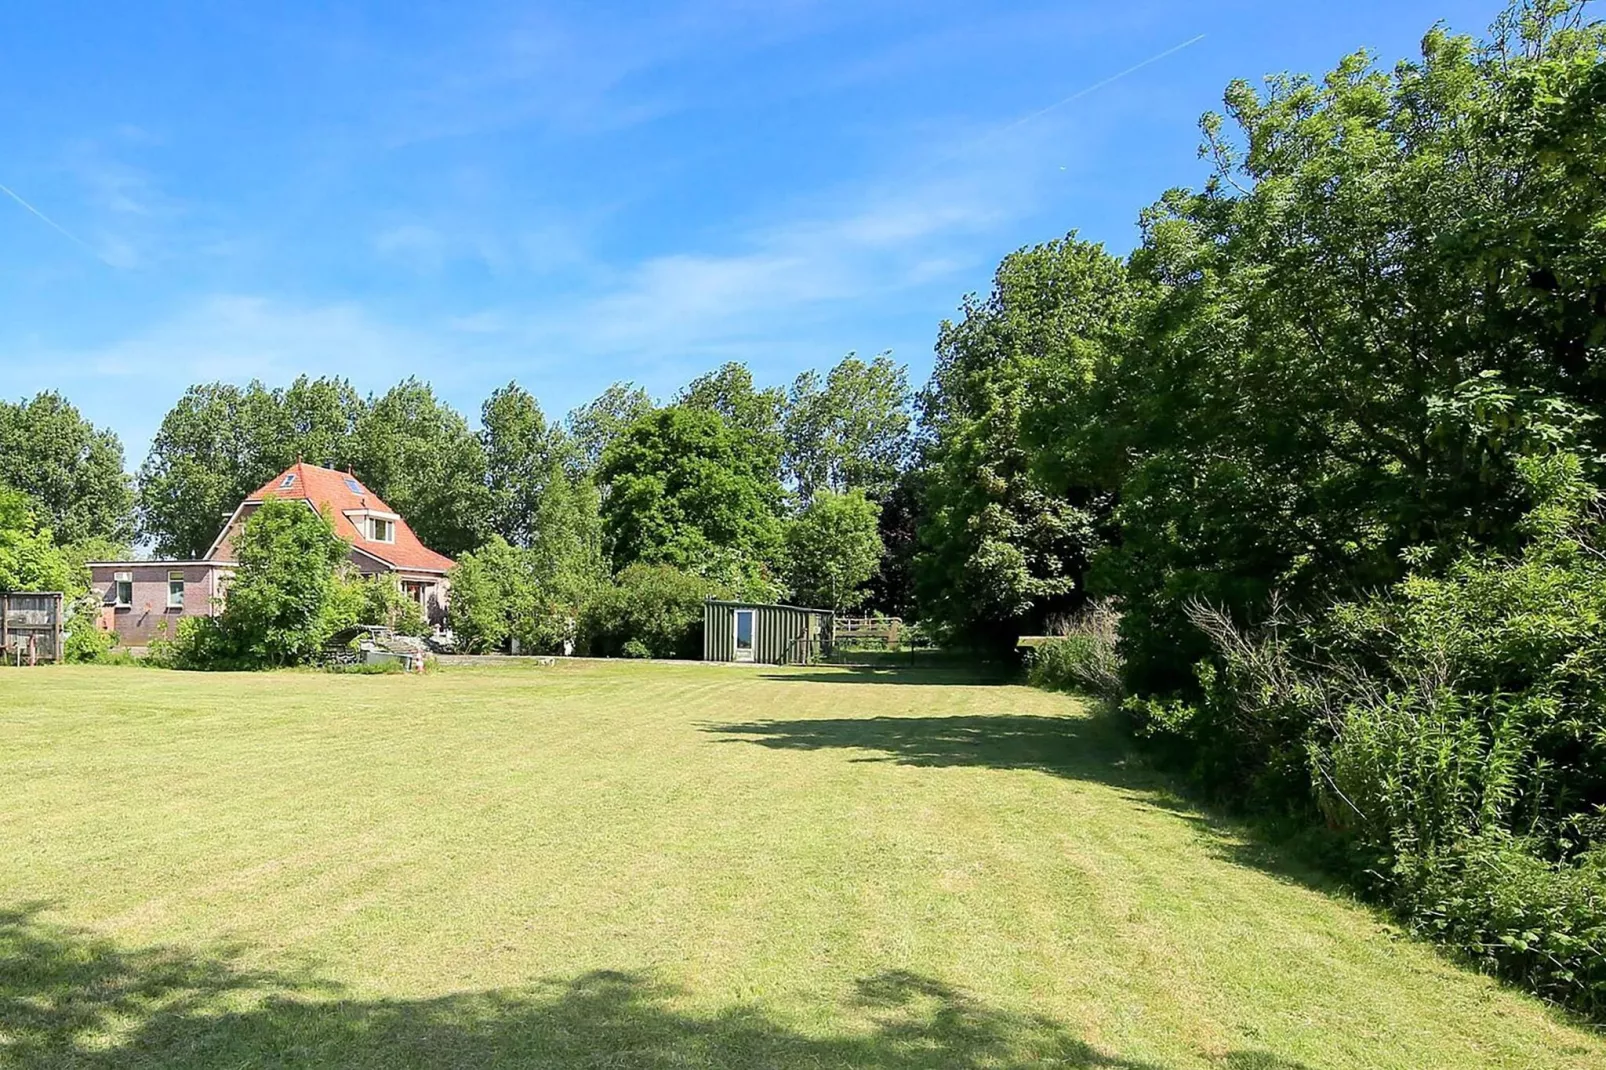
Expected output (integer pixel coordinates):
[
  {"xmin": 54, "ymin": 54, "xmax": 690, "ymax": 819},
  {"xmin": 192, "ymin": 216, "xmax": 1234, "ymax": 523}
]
[
  {"xmin": 0, "ymin": 904, "xmax": 1312, "ymax": 1070},
  {"xmin": 759, "ymin": 665, "xmax": 1017, "ymax": 686},
  {"xmin": 707, "ymin": 698, "xmax": 1352, "ymax": 898}
]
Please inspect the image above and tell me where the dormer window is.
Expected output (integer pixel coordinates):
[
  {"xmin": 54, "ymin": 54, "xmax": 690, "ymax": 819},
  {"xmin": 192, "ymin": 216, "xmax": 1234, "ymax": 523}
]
[
  {"xmin": 279, "ymin": 473, "xmax": 297, "ymax": 488},
  {"xmin": 368, "ymin": 517, "xmax": 395, "ymax": 543}
]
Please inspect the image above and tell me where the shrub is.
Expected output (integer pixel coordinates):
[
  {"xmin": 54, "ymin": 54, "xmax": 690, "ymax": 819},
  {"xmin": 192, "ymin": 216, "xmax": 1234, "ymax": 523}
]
[
  {"xmin": 147, "ymin": 616, "xmax": 238, "ymax": 671},
  {"xmin": 449, "ymin": 536, "xmax": 594, "ymax": 654},
  {"xmin": 1126, "ymin": 455, "xmax": 1606, "ymax": 1016},
  {"xmin": 1399, "ymin": 835, "xmax": 1606, "ymax": 1017},
  {"xmin": 220, "ymin": 497, "xmax": 352, "ymax": 667},
  {"xmin": 578, "ymin": 563, "xmax": 722, "ymax": 659},
  {"xmin": 1026, "ymin": 599, "xmax": 1124, "ymax": 700}
]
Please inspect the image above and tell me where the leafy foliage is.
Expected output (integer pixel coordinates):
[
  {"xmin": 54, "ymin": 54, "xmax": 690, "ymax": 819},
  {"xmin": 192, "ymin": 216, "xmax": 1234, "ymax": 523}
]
[
  {"xmin": 0, "ymin": 488, "xmax": 75, "ymax": 594},
  {"xmin": 153, "ymin": 497, "xmax": 352, "ymax": 669},
  {"xmin": 915, "ymin": 235, "xmax": 1131, "ymax": 649},
  {"xmin": 784, "ymin": 353, "xmax": 912, "ymax": 501},
  {"xmin": 352, "ymin": 379, "xmax": 489, "ymax": 557},
  {"xmin": 577, "ymin": 562, "xmax": 722, "ymax": 659},
  {"xmin": 0, "ymin": 393, "xmax": 133, "ymax": 546},
  {"xmin": 448, "ymin": 535, "xmax": 594, "ymax": 654},
  {"xmin": 137, "ymin": 376, "xmax": 489, "ymax": 559},
  {"xmin": 677, "ymin": 362, "xmax": 787, "ymax": 484},
  {"xmin": 782, "ymin": 489, "xmax": 883, "ymax": 612},
  {"xmin": 565, "ymin": 382, "xmax": 655, "ymax": 472},
  {"xmin": 1024, "ymin": 600, "xmax": 1124, "ymax": 701},
  {"xmin": 136, "ymin": 377, "xmax": 365, "ymax": 558},
  {"xmin": 598, "ymin": 406, "xmax": 785, "ymax": 582}
]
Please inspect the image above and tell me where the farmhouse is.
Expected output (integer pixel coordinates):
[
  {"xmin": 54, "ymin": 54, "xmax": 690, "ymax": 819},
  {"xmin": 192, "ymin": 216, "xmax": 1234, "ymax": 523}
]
[{"xmin": 89, "ymin": 462, "xmax": 453, "ymax": 645}]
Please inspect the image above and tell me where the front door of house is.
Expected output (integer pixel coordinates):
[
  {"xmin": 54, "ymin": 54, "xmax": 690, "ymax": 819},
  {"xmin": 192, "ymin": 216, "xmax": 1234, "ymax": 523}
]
[{"xmin": 733, "ymin": 609, "xmax": 755, "ymax": 662}]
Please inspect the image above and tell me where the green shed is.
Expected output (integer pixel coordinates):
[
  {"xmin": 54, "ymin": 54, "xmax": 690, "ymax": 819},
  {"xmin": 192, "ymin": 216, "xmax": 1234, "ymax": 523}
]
[{"xmin": 703, "ymin": 599, "xmax": 834, "ymax": 665}]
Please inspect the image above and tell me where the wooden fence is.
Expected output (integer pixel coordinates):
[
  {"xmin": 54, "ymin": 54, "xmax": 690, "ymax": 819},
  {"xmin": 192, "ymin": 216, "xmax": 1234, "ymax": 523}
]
[
  {"xmin": 1, "ymin": 592, "xmax": 65, "ymax": 664},
  {"xmin": 832, "ymin": 616, "xmax": 903, "ymax": 649}
]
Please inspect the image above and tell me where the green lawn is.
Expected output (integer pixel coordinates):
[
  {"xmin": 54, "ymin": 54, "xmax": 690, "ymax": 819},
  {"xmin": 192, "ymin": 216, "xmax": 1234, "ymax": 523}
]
[{"xmin": 0, "ymin": 661, "xmax": 1599, "ymax": 1069}]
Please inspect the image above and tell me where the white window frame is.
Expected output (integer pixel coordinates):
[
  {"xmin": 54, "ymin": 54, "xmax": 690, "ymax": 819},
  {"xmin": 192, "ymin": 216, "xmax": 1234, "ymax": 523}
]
[
  {"xmin": 733, "ymin": 608, "xmax": 756, "ymax": 661},
  {"xmin": 167, "ymin": 570, "xmax": 185, "ymax": 609},
  {"xmin": 114, "ymin": 572, "xmax": 133, "ymax": 608},
  {"xmin": 280, "ymin": 473, "xmax": 297, "ymax": 488},
  {"xmin": 368, "ymin": 517, "xmax": 395, "ymax": 543}
]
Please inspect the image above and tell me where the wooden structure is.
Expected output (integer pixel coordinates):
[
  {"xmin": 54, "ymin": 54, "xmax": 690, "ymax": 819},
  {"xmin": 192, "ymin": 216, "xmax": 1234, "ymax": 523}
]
[
  {"xmin": 833, "ymin": 616, "xmax": 903, "ymax": 649},
  {"xmin": 703, "ymin": 600, "xmax": 833, "ymax": 665},
  {"xmin": 1, "ymin": 592, "xmax": 65, "ymax": 664}
]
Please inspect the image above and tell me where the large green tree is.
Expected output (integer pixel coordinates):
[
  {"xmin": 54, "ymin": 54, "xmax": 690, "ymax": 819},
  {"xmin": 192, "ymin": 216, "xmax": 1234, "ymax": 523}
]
[
  {"xmin": 213, "ymin": 497, "xmax": 352, "ymax": 666},
  {"xmin": 784, "ymin": 353, "xmax": 912, "ymax": 502},
  {"xmin": 914, "ymin": 235, "xmax": 1134, "ymax": 648},
  {"xmin": 566, "ymin": 382, "xmax": 655, "ymax": 472},
  {"xmin": 598, "ymin": 405, "xmax": 785, "ymax": 587},
  {"xmin": 0, "ymin": 393, "xmax": 133, "ymax": 546},
  {"xmin": 782, "ymin": 489, "xmax": 884, "ymax": 612},
  {"xmin": 677, "ymin": 363, "xmax": 786, "ymax": 485},
  {"xmin": 1076, "ymin": 2, "xmax": 1606, "ymax": 688}
]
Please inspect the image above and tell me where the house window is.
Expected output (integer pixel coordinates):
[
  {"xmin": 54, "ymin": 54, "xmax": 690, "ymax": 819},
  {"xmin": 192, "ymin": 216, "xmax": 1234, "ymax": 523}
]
[
  {"xmin": 114, "ymin": 572, "xmax": 132, "ymax": 608},
  {"xmin": 368, "ymin": 517, "xmax": 395, "ymax": 543},
  {"xmin": 344, "ymin": 477, "xmax": 363, "ymax": 494},
  {"xmin": 168, "ymin": 571, "xmax": 185, "ymax": 609},
  {"xmin": 280, "ymin": 473, "xmax": 297, "ymax": 488}
]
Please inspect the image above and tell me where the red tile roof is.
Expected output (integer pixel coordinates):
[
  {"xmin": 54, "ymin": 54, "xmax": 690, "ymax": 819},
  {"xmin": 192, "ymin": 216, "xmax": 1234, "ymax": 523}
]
[{"xmin": 242, "ymin": 462, "xmax": 455, "ymax": 573}]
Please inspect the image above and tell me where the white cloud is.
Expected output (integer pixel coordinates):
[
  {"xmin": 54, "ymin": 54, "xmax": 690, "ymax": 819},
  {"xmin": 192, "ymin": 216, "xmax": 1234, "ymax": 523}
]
[{"xmin": 73, "ymin": 295, "xmax": 444, "ymax": 383}]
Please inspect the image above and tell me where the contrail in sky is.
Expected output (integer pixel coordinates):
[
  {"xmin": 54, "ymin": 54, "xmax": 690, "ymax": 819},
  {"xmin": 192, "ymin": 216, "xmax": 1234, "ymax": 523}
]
[
  {"xmin": 990, "ymin": 33, "xmax": 1209, "ymax": 139},
  {"xmin": 0, "ymin": 181, "xmax": 103, "ymax": 260}
]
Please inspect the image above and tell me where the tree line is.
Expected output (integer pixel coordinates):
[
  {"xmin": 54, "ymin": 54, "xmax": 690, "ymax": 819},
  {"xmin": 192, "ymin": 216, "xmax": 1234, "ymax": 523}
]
[{"xmin": 0, "ymin": 354, "xmax": 916, "ymax": 657}]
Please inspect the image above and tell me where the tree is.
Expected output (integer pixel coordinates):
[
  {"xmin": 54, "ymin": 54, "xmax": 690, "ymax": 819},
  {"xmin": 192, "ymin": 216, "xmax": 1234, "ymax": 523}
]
[
  {"xmin": 481, "ymin": 382, "xmax": 580, "ymax": 549},
  {"xmin": 0, "ymin": 488, "xmax": 74, "ymax": 593},
  {"xmin": 597, "ymin": 406, "xmax": 785, "ymax": 583},
  {"xmin": 0, "ymin": 393, "xmax": 133, "ymax": 546},
  {"xmin": 677, "ymin": 362, "xmax": 786, "ymax": 482},
  {"xmin": 914, "ymin": 235, "xmax": 1133, "ymax": 649},
  {"xmin": 448, "ymin": 533, "xmax": 595, "ymax": 654},
  {"xmin": 782, "ymin": 489, "xmax": 884, "ymax": 612},
  {"xmin": 784, "ymin": 354, "xmax": 912, "ymax": 501},
  {"xmin": 352, "ymin": 379, "xmax": 488, "ymax": 557},
  {"xmin": 1077, "ymin": 3, "xmax": 1606, "ymax": 689},
  {"xmin": 447, "ymin": 537, "xmax": 533, "ymax": 653},
  {"xmin": 216, "ymin": 497, "xmax": 352, "ymax": 666},
  {"xmin": 566, "ymin": 382, "xmax": 655, "ymax": 472}
]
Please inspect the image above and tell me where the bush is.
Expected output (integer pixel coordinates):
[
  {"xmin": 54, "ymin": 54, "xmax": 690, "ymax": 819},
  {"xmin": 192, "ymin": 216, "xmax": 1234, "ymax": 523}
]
[
  {"xmin": 1399, "ymin": 836, "xmax": 1606, "ymax": 1017},
  {"xmin": 1119, "ymin": 455, "xmax": 1606, "ymax": 1016},
  {"xmin": 449, "ymin": 536, "xmax": 593, "ymax": 654},
  {"xmin": 1026, "ymin": 599, "xmax": 1123, "ymax": 699},
  {"xmin": 147, "ymin": 615, "xmax": 238, "ymax": 671},
  {"xmin": 217, "ymin": 497, "xmax": 352, "ymax": 667},
  {"xmin": 578, "ymin": 563, "xmax": 722, "ymax": 659}
]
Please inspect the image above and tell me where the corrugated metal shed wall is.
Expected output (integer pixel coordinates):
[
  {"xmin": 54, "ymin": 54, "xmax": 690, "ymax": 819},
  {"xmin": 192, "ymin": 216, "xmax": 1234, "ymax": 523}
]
[{"xmin": 703, "ymin": 600, "xmax": 831, "ymax": 664}]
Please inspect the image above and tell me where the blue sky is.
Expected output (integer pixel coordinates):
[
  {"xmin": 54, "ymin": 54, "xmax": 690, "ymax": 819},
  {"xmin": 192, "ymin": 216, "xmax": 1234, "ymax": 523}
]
[{"xmin": 0, "ymin": 0, "xmax": 1497, "ymax": 466}]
